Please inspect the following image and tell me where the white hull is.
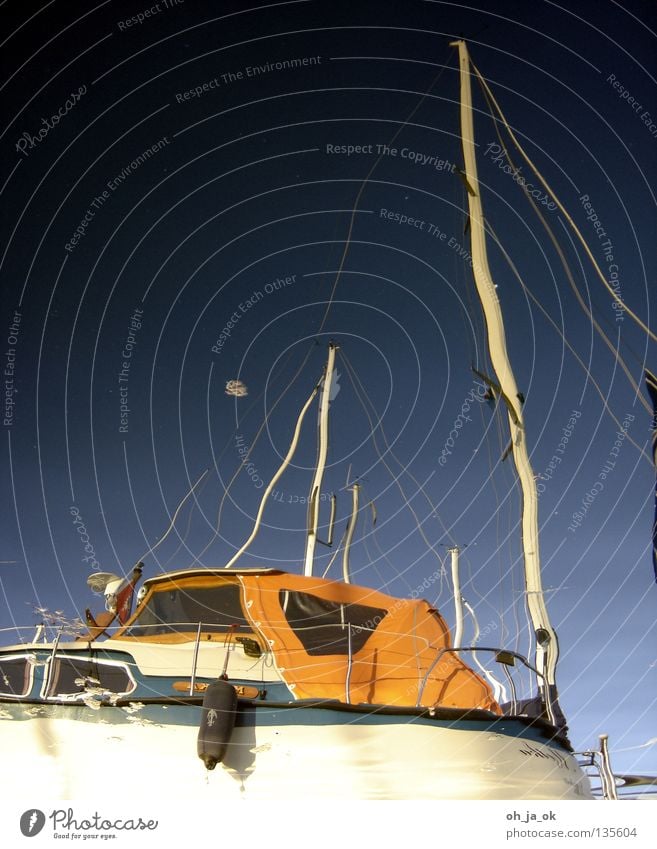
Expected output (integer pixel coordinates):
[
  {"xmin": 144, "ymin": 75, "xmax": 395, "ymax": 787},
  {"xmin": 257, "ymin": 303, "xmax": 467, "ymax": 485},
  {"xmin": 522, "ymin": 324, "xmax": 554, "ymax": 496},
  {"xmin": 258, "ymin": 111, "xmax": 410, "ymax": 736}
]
[{"xmin": 0, "ymin": 703, "xmax": 592, "ymax": 800}]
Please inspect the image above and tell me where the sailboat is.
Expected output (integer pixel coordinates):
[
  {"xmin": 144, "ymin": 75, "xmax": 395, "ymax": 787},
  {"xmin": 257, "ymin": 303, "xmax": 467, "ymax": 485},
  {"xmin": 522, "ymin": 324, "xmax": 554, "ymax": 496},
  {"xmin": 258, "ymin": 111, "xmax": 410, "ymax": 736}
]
[{"xmin": 0, "ymin": 40, "xmax": 596, "ymax": 800}]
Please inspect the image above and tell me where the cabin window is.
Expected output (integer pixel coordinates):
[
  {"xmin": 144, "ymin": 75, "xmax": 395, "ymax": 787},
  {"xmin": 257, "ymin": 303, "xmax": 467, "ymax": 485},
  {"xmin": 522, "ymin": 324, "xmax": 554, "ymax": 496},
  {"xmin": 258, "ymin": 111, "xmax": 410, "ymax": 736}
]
[
  {"xmin": 125, "ymin": 583, "xmax": 251, "ymax": 637},
  {"xmin": 45, "ymin": 655, "xmax": 135, "ymax": 698},
  {"xmin": 279, "ymin": 590, "xmax": 387, "ymax": 656},
  {"xmin": 0, "ymin": 656, "xmax": 33, "ymax": 697}
]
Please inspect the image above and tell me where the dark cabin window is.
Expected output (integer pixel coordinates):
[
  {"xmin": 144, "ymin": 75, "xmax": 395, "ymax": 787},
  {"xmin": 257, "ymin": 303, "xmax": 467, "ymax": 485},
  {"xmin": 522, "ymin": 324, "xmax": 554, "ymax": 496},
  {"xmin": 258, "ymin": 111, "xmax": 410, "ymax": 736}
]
[
  {"xmin": 125, "ymin": 583, "xmax": 250, "ymax": 637},
  {"xmin": 279, "ymin": 589, "xmax": 387, "ymax": 656},
  {"xmin": 46, "ymin": 657, "xmax": 134, "ymax": 697},
  {"xmin": 0, "ymin": 657, "xmax": 31, "ymax": 696}
]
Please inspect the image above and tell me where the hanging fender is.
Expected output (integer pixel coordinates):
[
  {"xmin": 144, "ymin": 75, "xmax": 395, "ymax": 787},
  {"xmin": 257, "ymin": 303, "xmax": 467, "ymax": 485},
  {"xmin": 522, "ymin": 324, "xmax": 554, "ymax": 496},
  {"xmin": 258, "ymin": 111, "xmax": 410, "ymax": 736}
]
[{"xmin": 197, "ymin": 679, "xmax": 238, "ymax": 770}]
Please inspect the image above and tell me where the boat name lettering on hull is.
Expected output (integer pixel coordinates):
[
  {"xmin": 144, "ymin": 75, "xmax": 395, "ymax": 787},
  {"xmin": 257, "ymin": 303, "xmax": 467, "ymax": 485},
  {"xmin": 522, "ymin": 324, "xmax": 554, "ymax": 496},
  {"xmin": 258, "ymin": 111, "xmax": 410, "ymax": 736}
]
[{"xmin": 518, "ymin": 743, "xmax": 569, "ymax": 769}]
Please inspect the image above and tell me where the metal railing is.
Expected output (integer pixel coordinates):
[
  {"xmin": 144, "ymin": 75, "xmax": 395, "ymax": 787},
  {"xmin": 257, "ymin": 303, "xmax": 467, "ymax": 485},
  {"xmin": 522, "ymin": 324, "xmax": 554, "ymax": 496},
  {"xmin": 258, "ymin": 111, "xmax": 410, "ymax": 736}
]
[
  {"xmin": 4, "ymin": 621, "xmax": 549, "ymax": 719},
  {"xmin": 416, "ymin": 646, "xmax": 552, "ymax": 719}
]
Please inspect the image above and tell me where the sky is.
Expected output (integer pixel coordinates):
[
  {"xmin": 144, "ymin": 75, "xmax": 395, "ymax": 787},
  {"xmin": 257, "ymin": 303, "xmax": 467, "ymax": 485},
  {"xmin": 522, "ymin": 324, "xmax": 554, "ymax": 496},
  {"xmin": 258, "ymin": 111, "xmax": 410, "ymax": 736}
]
[{"xmin": 1, "ymin": 0, "xmax": 656, "ymax": 791}]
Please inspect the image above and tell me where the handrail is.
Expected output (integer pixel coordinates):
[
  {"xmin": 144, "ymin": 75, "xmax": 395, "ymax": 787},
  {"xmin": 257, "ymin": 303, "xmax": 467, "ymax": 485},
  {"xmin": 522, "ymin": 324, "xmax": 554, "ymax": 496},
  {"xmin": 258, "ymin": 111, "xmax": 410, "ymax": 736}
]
[
  {"xmin": 0, "ymin": 624, "xmax": 88, "ymax": 641},
  {"xmin": 345, "ymin": 624, "xmax": 353, "ymax": 702},
  {"xmin": 121, "ymin": 621, "xmax": 254, "ymax": 636},
  {"xmin": 189, "ymin": 622, "xmax": 202, "ymax": 696},
  {"xmin": 43, "ymin": 627, "xmax": 63, "ymax": 696},
  {"xmin": 501, "ymin": 662, "xmax": 519, "ymax": 715}
]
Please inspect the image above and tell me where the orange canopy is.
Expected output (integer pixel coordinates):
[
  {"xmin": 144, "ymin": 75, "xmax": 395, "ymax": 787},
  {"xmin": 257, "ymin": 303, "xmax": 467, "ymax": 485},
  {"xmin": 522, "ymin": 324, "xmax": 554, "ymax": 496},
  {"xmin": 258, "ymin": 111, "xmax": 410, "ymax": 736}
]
[
  {"xmin": 239, "ymin": 572, "xmax": 500, "ymax": 713},
  {"xmin": 114, "ymin": 568, "xmax": 499, "ymax": 713}
]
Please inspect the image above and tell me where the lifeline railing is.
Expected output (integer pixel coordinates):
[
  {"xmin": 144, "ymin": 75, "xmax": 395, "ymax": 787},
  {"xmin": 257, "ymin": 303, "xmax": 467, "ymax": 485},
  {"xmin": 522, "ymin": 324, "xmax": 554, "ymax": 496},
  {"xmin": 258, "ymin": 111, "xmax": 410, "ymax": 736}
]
[
  {"xmin": 3, "ymin": 621, "xmax": 548, "ymax": 718},
  {"xmin": 416, "ymin": 646, "xmax": 554, "ymax": 722},
  {"xmin": 258, "ymin": 620, "xmax": 542, "ymax": 713}
]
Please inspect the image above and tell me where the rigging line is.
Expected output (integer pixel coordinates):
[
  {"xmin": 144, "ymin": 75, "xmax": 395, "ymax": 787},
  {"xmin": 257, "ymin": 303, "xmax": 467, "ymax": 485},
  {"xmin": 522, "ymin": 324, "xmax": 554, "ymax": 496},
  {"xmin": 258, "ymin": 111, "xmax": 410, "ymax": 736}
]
[
  {"xmin": 195, "ymin": 367, "xmax": 292, "ymax": 563},
  {"xmin": 486, "ymin": 220, "xmax": 652, "ymax": 466},
  {"xmin": 314, "ymin": 49, "xmax": 455, "ymax": 339},
  {"xmin": 320, "ymin": 522, "xmax": 348, "ymax": 579},
  {"xmin": 493, "ymin": 398, "xmax": 517, "ymax": 649},
  {"xmin": 455, "ymin": 159, "xmax": 482, "ymax": 369},
  {"xmin": 359, "ymin": 483, "xmax": 409, "ymax": 591},
  {"xmin": 463, "ymin": 598, "xmax": 507, "ymax": 704},
  {"xmin": 481, "ymin": 96, "xmax": 652, "ymax": 421},
  {"xmin": 493, "ymin": 395, "xmax": 523, "ymax": 653},
  {"xmin": 340, "ymin": 351, "xmax": 452, "ymax": 580},
  {"xmin": 456, "ymin": 176, "xmax": 513, "ymax": 640},
  {"xmin": 456, "ymin": 153, "xmax": 523, "ymax": 649},
  {"xmin": 161, "ymin": 471, "xmax": 212, "ymax": 568},
  {"xmin": 487, "ymin": 405, "xmax": 512, "ymax": 647},
  {"xmin": 469, "ymin": 367, "xmax": 513, "ymax": 644},
  {"xmin": 192, "ymin": 345, "xmax": 318, "ymax": 567},
  {"xmin": 341, "ymin": 348, "xmax": 454, "ymax": 558},
  {"xmin": 196, "ymin": 51, "xmax": 457, "ymax": 560},
  {"xmin": 482, "ymin": 91, "xmax": 649, "ymax": 376},
  {"xmin": 470, "ymin": 56, "xmax": 657, "ymax": 347},
  {"xmin": 137, "ymin": 469, "xmax": 209, "ymax": 563},
  {"xmin": 196, "ymin": 355, "xmax": 324, "ymax": 565}
]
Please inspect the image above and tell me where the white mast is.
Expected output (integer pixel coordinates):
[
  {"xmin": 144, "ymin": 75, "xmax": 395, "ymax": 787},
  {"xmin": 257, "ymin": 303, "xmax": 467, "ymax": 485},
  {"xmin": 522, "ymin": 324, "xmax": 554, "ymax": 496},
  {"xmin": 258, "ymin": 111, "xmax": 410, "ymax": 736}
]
[
  {"xmin": 451, "ymin": 40, "xmax": 560, "ymax": 716},
  {"xmin": 449, "ymin": 545, "xmax": 464, "ymax": 648},
  {"xmin": 304, "ymin": 342, "xmax": 338, "ymax": 577},
  {"xmin": 224, "ymin": 381, "xmax": 320, "ymax": 570},
  {"xmin": 342, "ymin": 483, "xmax": 360, "ymax": 584}
]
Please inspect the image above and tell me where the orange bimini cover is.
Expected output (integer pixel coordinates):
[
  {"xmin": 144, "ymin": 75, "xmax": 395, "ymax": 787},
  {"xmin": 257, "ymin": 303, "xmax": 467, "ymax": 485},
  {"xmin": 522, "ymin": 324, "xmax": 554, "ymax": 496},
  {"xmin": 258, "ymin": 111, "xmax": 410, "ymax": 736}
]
[{"xmin": 239, "ymin": 572, "xmax": 500, "ymax": 713}]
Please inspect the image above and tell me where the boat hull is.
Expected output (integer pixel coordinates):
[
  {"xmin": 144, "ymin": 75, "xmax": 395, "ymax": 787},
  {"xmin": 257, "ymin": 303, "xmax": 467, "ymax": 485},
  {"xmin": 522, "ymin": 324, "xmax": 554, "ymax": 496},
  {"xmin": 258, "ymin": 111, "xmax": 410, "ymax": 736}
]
[{"xmin": 0, "ymin": 700, "xmax": 592, "ymax": 799}]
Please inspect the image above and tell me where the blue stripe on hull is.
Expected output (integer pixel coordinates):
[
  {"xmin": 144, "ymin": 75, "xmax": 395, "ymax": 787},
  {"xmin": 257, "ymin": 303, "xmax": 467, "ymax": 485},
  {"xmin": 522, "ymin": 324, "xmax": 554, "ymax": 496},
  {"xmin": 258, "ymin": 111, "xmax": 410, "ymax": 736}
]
[{"xmin": 0, "ymin": 698, "xmax": 571, "ymax": 755}]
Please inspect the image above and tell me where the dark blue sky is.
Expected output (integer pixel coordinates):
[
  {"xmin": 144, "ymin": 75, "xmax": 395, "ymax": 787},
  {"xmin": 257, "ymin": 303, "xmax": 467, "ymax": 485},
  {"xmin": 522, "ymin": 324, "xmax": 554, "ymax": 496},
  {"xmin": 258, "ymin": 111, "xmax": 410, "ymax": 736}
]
[{"xmin": 1, "ymin": 0, "xmax": 656, "ymax": 784}]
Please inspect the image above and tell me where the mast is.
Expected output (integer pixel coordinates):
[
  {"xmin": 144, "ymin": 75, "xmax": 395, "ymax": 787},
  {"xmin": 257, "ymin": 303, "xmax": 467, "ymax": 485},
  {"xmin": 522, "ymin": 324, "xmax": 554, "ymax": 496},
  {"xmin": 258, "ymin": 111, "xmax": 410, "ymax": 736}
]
[
  {"xmin": 342, "ymin": 483, "xmax": 360, "ymax": 584},
  {"xmin": 304, "ymin": 342, "xmax": 338, "ymax": 576},
  {"xmin": 598, "ymin": 734, "xmax": 618, "ymax": 800},
  {"xmin": 451, "ymin": 40, "xmax": 561, "ymax": 720},
  {"xmin": 449, "ymin": 545, "xmax": 464, "ymax": 648}
]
